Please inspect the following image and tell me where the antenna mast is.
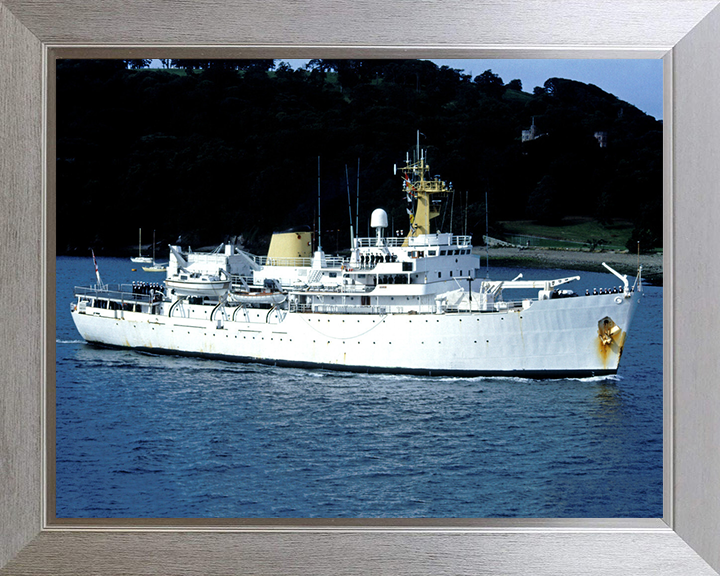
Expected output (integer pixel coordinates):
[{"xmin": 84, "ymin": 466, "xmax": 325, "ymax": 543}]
[
  {"xmin": 345, "ymin": 165, "xmax": 354, "ymax": 249},
  {"xmin": 485, "ymin": 190, "xmax": 490, "ymax": 278},
  {"xmin": 450, "ymin": 192, "xmax": 454, "ymax": 235},
  {"xmin": 317, "ymin": 156, "xmax": 322, "ymax": 251},
  {"xmin": 464, "ymin": 190, "xmax": 468, "ymax": 236}
]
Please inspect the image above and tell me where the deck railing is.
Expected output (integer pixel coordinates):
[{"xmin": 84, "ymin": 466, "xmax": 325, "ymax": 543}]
[
  {"xmin": 251, "ymin": 255, "xmax": 347, "ymax": 268},
  {"xmin": 74, "ymin": 284, "xmax": 154, "ymax": 304},
  {"xmin": 355, "ymin": 235, "xmax": 472, "ymax": 248}
]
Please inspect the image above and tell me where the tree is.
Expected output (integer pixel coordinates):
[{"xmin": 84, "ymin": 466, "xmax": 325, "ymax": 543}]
[
  {"xmin": 307, "ymin": 59, "xmax": 338, "ymax": 73},
  {"xmin": 125, "ymin": 59, "xmax": 150, "ymax": 69},
  {"xmin": 474, "ymin": 70, "xmax": 505, "ymax": 98},
  {"xmin": 526, "ymin": 175, "xmax": 564, "ymax": 225},
  {"xmin": 238, "ymin": 59, "xmax": 275, "ymax": 72},
  {"xmin": 585, "ymin": 238, "xmax": 607, "ymax": 252},
  {"xmin": 626, "ymin": 197, "xmax": 662, "ymax": 251},
  {"xmin": 506, "ymin": 79, "xmax": 522, "ymax": 91},
  {"xmin": 170, "ymin": 59, "xmax": 200, "ymax": 73},
  {"xmin": 274, "ymin": 61, "xmax": 294, "ymax": 79},
  {"xmin": 544, "ymin": 78, "xmax": 558, "ymax": 96}
]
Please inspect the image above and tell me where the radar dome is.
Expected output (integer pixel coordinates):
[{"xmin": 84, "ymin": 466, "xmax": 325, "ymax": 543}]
[{"xmin": 371, "ymin": 208, "xmax": 388, "ymax": 229}]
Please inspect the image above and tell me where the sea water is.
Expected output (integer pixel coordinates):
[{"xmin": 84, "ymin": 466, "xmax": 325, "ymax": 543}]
[{"xmin": 56, "ymin": 256, "xmax": 662, "ymax": 518}]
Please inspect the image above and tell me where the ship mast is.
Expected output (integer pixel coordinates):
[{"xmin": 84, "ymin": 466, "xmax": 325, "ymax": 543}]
[
  {"xmin": 398, "ymin": 132, "xmax": 453, "ymax": 246},
  {"xmin": 317, "ymin": 156, "xmax": 322, "ymax": 252}
]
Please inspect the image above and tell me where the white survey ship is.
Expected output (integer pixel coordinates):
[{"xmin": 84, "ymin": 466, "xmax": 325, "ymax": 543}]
[{"xmin": 71, "ymin": 148, "xmax": 643, "ymax": 378}]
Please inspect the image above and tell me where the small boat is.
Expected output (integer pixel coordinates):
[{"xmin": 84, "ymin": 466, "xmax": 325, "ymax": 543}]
[
  {"xmin": 141, "ymin": 230, "xmax": 167, "ymax": 272},
  {"xmin": 165, "ymin": 270, "xmax": 230, "ymax": 297},
  {"xmin": 228, "ymin": 277, "xmax": 286, "ymax": 305},
  {"xmin": 130, "ymin": 228, "xmax": 152, "ymax": 263},
  {"xmin": 142, "ymin": 263, "xmax": 167, "ymax": 273},
  {"xmin": 228, "ymin": 291, "xmax": 287, "ymax": 305}
]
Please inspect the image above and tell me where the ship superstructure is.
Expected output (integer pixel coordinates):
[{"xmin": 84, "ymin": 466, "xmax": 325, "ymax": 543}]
[{"xmin": 71, "ymin": 145, "xmax": 643, "ymax": 377}]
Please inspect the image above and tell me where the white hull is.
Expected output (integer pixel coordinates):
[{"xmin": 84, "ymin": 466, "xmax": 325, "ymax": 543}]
[
  {"xmin": 71, "ymin": 290, "xmax": 640, "ymax": 377},
  {"xmin": 131, "ymin": 256, "xmax": 152, "ymax": 263}
]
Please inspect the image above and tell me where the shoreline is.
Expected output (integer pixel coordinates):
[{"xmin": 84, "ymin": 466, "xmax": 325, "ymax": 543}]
[{"xmin": 475, "ymin": 246, "xmax": 663, "ymax": 285}]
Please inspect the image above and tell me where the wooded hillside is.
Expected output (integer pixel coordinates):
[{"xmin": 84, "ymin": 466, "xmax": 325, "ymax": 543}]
[{"xmin": 57, "ymin": 59, "xmax": 662, "ymax": 256}]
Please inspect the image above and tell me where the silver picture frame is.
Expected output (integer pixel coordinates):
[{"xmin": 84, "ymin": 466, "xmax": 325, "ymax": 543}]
[{"xmin": 2, "ymin": 1, "xmax": 720, "ymax": 574}]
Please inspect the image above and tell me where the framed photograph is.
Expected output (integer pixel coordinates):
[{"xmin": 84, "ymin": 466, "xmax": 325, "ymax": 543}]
[
  {"xmin": 52, "ymin": 56, "xmax": 664, "ymax": 522},
  {"xmin": 2, "ymin": 1, "xmax": 720, "ymax": 574}
]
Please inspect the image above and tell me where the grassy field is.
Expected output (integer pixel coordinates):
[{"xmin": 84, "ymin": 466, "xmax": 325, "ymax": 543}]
[{"xmin": 498, "ymin": 217, "xmax": 634, "ymax": 251}]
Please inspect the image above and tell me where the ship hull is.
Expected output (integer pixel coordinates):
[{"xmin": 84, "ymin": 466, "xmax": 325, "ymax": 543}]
[{"xmin": 71, "ymin": 290, "xmax": 641, "ymax": 378}]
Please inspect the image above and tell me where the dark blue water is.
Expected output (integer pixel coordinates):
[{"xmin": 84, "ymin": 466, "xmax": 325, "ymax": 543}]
[{"xmin": 56, "ymin": 256, "xmax": 662, "ymax": 518}]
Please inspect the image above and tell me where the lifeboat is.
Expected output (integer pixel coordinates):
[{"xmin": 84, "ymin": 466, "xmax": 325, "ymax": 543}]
[
  {"xmin": 165, "ymin": 270, "xmax": 230, "ymax": 297},
  {"xmin": 227, "ymin": 291, "xmax": 287, "ymax": 305}
]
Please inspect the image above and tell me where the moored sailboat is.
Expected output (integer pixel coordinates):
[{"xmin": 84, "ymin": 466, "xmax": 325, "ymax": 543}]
[
  {"xmin": 130, "ymin": 228, "xmax": 152, "ymax": 263},
  {"xmin": 142, "ymin": 230, "xmax": 167, "ymax": 272}
]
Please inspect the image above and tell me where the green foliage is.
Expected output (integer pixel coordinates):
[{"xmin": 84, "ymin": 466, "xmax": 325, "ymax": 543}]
[
  {"xmin": 56, "ymin": 60, "xmax": 662, "ymax": 255},
  {"xmin": 585, "ymin": 238, "xmax": 608, "ymax": 252},
  {"xmin": 526, "ymin": 175, "xmax": 562, "ymax": 225},
  {"xmin": 125, "ymin": 59, "xmax": 151, "ymax": 69},
  {"xmin": 500, "ymin": 218, "xmax": 633, "ymax": 250},
  {"xmin": 506, "ymin": 79, "xmax": 522, "ymax": 91},
  {"xmin": 474, "ymin": 69, "xmax": 505, "ymax": 98},
  {"xmin": 626, "ymin": 195, "xmax": 662, "ymax": 252}
]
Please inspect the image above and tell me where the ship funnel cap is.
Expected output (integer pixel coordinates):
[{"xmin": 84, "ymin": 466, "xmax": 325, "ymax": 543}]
[{"xmin": 371, "ymin": 208, "xmax": 388, "ymax": 229}]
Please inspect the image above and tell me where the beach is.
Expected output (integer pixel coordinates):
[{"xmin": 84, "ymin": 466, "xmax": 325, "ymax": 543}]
[{"xmin": 475, "ymin": 246, "xmax": 663, "ymax": 285}]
